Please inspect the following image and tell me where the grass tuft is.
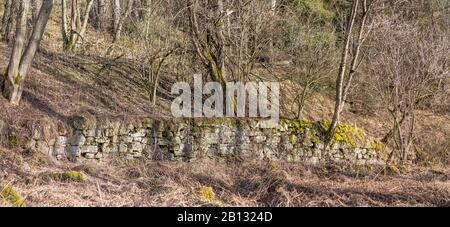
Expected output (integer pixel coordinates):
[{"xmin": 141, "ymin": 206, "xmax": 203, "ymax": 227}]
[{"xmin": 1, "ymin": 184, "xmax": 26, "ymax": 207}]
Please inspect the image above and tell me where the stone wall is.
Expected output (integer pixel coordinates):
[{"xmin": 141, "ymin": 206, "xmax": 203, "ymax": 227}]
[{"xmin": 26, "ymin": 117, "xmax": 386, "ymax": 165}]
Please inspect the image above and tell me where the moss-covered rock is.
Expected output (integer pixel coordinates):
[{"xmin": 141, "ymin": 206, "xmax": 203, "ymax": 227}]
[{"xmin": 281, "ymin": 119, "xmax": 377, "ymax": 151}]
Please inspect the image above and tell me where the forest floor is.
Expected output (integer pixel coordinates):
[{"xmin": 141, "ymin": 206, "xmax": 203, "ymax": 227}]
[{"xmin": 1, "ymin": 149, "xmax": 449, "ymax": 207}]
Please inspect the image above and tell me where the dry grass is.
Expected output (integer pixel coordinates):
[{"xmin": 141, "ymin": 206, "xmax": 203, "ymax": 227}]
[{"xmin": 0, "ymin": 148, "xmax": 448, "ymax": 207}]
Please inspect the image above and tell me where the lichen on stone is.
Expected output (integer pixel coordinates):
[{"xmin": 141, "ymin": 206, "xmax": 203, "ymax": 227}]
[
  {"xmin": 332, "ymin": 123, "xmax": 365, "ymax": 148},
  {"xmin": 281, "ymin": 119, "xmax": 319, "ymax": 146},
  {"xmin": 8, "ymin": 133, "xmax": 20, "ymax": 147}
]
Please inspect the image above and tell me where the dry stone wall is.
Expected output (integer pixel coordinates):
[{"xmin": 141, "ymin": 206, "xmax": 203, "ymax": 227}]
[{"xmin": 26, "ymin": 117, "xmax": 386, "ymax": 165}]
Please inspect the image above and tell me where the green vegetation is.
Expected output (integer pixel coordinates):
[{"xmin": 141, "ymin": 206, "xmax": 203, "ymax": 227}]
[
  {"xmin": 1, "ymin": 184, "xmax": 26, "ymax": 207},
  {"xmin": 294, "ymin": 0, "xmax": 335, "ymax": 23},
  {"xmin": 8, "ymin": 133, "xmax": 19, "ymax": 147},
  {"xmin": 281, "ymin": 119, "xmax": 368, "ymax": 148},
  {"xmin": 14, "ymin": 74, "xmax": 23, "ymax": 85}
]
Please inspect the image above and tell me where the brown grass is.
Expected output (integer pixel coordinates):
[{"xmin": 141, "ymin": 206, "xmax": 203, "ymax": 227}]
[{"xmin": 0, "ymin": 148, "xmax": 448, "ymax": 207}]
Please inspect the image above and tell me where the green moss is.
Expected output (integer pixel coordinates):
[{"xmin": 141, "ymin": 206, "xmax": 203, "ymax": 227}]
[
  {"xmin": 73, "ymin": 165, "xmax": 97, "ymax": 175},
  {"xmin": 317, "ymin": 119, "xmax": 331, "ymax": 132},
  {"xmin": 14, "ymin": 74, "xmax": 23, "ymax": 85},
  {"xmin": 332, "ymin": 124, "xmax": 365, "ymax": 148},
  {"xmin": 282, "ymin": 119, "xmax": 369, "ymax": 148},
  {"xmin": 315, "ymin": 121, "xmax": 365, "ymax": 148},
  {"xmin": 282, "ymin": 119, "xmax": 315, "ymax": 135},
  {"xmin": 41, "ymin": 171, "xmax": 87, "ymax": 183},
  {"xmin": 8, "ymin": 134, "xmax": 20, "ymax": 147},
  {"xmin": 1, "ymin": 185, "xmax": 26, "ymax": 207},
  {"xmin": 199, "ymin": 186, "xmax": 216, "ymax": 201},
  {"xmin": 311, "ymin": 136, "xmax": 319, "ymax": 144},
  {"xmin": 190, "ymin": 125, "xmax": 201, "ymax": 134}
]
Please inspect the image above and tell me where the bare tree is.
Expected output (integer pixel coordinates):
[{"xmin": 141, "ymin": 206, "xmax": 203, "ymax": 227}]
[
  {"xmin": 366, "ymin": 17, "xmax": 448, "ymax": 162},
  {"xmin": 1, "ymin": 0, "xmax": 54, "ymax": 106},
  {"xmin": 111, "ymin": 0, "xmax": 134, "ymax": 42},
  {"xmin": 32, "ymin": 0, "xmax": 43, "ymax": 24},
  {"xmin": 111, "ymin": 0, "xmax": 121, "ymax": 40},
  {"xmin": 1, "ymin": 0, "xmax": 18, "ymax": 42},
  {"xmin": 1, "ymin": 0, "xmax": 13, "ymax": 33},
  {"xmin": 61, "ymin": 0, "xmax": 94, "ymax": 52},
  {"xmin": 89, "ymin": 0, "xmax": 106, "ymax": 31},
  {"xmin": 187, "ymin": 0, "xmax": 228, "ymax": 88},
  {"xmin": 326, "ymin": 0, "xmax": 377, "ymax": 144}
]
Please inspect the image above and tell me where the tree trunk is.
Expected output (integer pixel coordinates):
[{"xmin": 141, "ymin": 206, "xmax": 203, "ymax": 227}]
[
  {"xmin": 90, "ymin": 0, "xmax": 105, "ymax": 31},
  {"xmin": 112, "ymin": 0, "xmax": 121, "ymax": 41},
  {"xmin": 1, "ymin": 0, "xmax": 13, "ymax": 33},
  {"xmin": 31, "ymin": 0, "xmax": 43, "ymax": 24},
  {"xmin": 61, "ymin": 0, "xmax": 69, "ymax": 49},
  {"xmin": 69, "ymin": 0, "xmax": 80, "ymax": 50},
  {"xmin": 326, "ymin": 0, "xmax": 360, "ymax": 143},
  {"xmin": 62, "ymin": 0, "xmax": 94, "ymax": 52},
  {"xmin": 68, "ymin": 0, "xmax": 94, "ymax": 51},
  {"xmin": 268, "ymin": 0, "xmax": 276, "ymax": 64},
  {"xmin": 112, "ymin": 0, "xmax": 134, "ymax": 42},
  {"xmin": 97, "ymin": 0, "xmax": 105, "ymax": 30},
  {"xmin": 2, "ymin": 0, "xmax": 54, "ymax": 106}
]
